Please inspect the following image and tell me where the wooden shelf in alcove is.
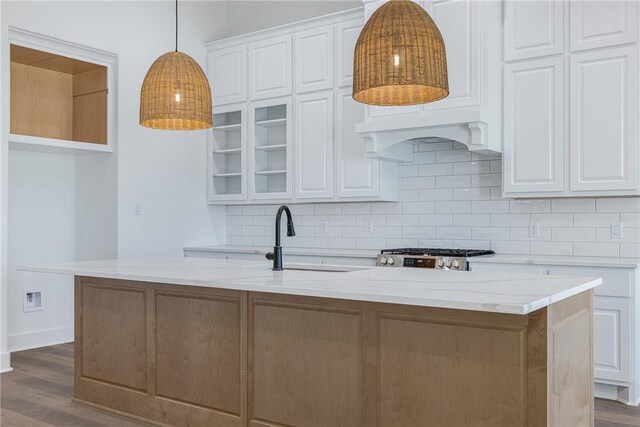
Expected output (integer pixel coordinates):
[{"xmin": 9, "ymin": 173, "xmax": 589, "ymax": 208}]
[{"xmin": 10, "ymin": 44, "xmax": 109, "ymax": 152}]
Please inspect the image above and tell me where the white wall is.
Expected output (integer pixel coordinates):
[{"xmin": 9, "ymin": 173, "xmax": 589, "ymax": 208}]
[
  {"xmin": 7, "ymin": 150, "xmax": 76, "ymax": 351},
  {"xmin": 221, "ymin": 0, "xmax": 361, "ymax": 38},
  {"xmin": 0, "ymin": 1, "xmax": 229, "ymax": 360}
]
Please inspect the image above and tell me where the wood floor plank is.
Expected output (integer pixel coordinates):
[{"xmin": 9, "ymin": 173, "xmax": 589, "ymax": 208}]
[{"xmin": 1, "ymin": 343, "xmax": 638, "ymax": 426}]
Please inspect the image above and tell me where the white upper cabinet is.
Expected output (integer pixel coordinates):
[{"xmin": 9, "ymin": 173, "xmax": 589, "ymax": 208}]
[
  {"xmin": 422, "ymin": 0, "xmax": 479, "ymax": 110},
  {"xmin": 294, "ymin": 91, "xmax": 334, "ymax": 199},
  {"xmin": 336, "ymin": 88, "xmax": 381, "ymax": 198},
  {"xmin": 504, "ymin": 57, "xmax": 564, "ymax": 193},
  {"xmin": 570, "ymin": 46, "xmax": 638, "ymax": 192},
  {"xmin": 570, "ymin": 0, "xmax": 638, "ymax": 52},
  {"xmin": 504, "ymin": 0, "xmax": 564, "ymax": 61},
  {"xmin": 209, "ymin": 45, "xmax": 247, "ymax": 106},
  {"xmin": 295, "ymin": 26, "xmax": 334, "ymax": 93},
  {"xmin": 336, "ymin": 18, "xmax": 363, "ymax": 87},
  {"xmin": 248, "ymin": 35, "xmax": 292, "ymax": 100}
]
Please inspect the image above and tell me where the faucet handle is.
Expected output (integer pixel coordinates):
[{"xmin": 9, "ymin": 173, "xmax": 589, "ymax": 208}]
[{"xmin": 265, "ymin": 252, "xmax": 275, "ymax": 260}]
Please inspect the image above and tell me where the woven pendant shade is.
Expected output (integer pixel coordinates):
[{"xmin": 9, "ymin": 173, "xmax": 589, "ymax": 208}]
[
  {"xmin": 140, "ymin": 51, "xmax": 212, "ymax": 130},
  {"xmin": 353, "ymin": 0, "xmax": 449, "ymax": 106}
]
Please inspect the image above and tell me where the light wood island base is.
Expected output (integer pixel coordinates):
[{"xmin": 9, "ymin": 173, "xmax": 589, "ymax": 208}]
[{"xmin": 74, "ymin": 276, "xmax": 593, "ymax": 427}]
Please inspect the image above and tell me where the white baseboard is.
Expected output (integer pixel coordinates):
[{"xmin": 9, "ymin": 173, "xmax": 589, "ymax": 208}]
[
  {"xmin": 8, "ymin": 325, "xmax": 73, "ymax": 353},
  {"xmin": 0, "ymin": 352, "xmax": 12, "ymax": 373}
]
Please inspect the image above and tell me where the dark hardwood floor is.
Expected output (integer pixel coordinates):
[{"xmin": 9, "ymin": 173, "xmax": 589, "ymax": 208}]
[{"xmin": 1, "ymin": 344, "xmax": 639, "ymax": 426}]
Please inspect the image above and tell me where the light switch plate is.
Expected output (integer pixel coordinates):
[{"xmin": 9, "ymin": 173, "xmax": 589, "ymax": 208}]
[{"xmin": 611, "ymin": 222, "xmax": 624, "ymax": 239}]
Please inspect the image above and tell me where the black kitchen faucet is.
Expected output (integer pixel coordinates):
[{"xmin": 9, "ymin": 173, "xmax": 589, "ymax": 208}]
[{"xmin": 265, "ymin": 205, "xmax": 296, "ymax": 271}]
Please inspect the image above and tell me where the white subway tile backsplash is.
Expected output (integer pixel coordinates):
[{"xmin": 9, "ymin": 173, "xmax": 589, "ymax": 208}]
[
  {"xmin": 453, "ymin": 161, "xmax": 490, "ymax": 175},
  {"xmin": 490, "ymin": 240, "xmax": 529, "ymax": 255},
  {"xmin": 552, "ymin": 228, "xmax": 596, "ymax": 242},
  {"xmin": 228, "ymin": 142, "xmax": 640, "ymax": 258},
  {"xmin": 491, "ymin": 213, "xmax": 530, "ymax": 227},
  {"xmin": 436, "ymin": 175, "xmax": 471, "ymax": 188},
  {"xmin": 573, "ymin": 242, "xmax": 619, "ymax": 257},
  {"xmin": 398, "ymin": 189, "xmax": 420, "ymax": 201},
  {"xmin": 573, "ymin": 213, "xmax": 620, "ymax": 227},
  {"xmin": 620, "ymin": 243, "xmax": 640, "ymax": 258},
  {"xmin": 419, "ymin": 163, "xmax": 453, "ymax": 176},
  {"xmin": 530, "ymin": 242, "xmax": 573, "ymax": 256},
  {"xmin": 454, "ymin": 214, "xmax": 490, "ymax": 227},
  {"xmin": 454, "ymin": 187, "xmax": 491, "ymax": 201},
  {"xmin": 403, "ymin": 227, "xmax": 436, "ymax": 239},
  {"xmin": 530, "ymin": 214, "xmax": 573, "ymax": 227},
  {"xmin": 419, "ymin": 214, "xmax": 454, "ymax": 227},
  {"xmin": 227, "ymin": 206, "xmax": 242, "ymax": 215},
  {"xmin": 472, "ymin": 227, "xmax": 510, "ymax": 240},
  {"xmin": 551, "ymin": 199, "xmax": 595, "ymax": 213},
  {"xmin": 596, "ymin": 197, "xmax": 640, "ymax": 212},
  {"xmin": 341, "ymin": 203, "xmax": 371, "ymax": 214},
  {"xmin": 509, "ymin": 200, "xmax": 550, "ymax": 213},
  {"xmin": 436, "ymin": 227, "xmax": 471, "ymax": 240},
  {"xmin": 314, "ymin": 203, "xmax": 342, "ymax": 215},
  {"xmin": 386, "ymin": 214, "xmax": 419, "ymax": 226},
  {"xmin": 402, "ymin": 176, "xmax": 436, "ymax": 190},
  {"xmin": 419, "ymin": 188, "xmax": 454, "ymax": 201},
  {"xmin": 401, "ymin": 201, "xmax": 436, "ymax": 214},
  {"xmin": 471, "ymin": 200, "xmax": 509, "ymax": 214},
  {"xmin": 471, "ymin": 174, "xmax": 501, "ymax": 187},
  {"xmin": 437, "ymin": 201, "xmax": 472, "ymax": 213}
]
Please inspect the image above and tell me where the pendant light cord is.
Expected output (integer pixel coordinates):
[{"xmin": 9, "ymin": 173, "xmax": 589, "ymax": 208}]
[{"xmin": 175, "ymin": 0, "xmax": 178, "ymax": 52}]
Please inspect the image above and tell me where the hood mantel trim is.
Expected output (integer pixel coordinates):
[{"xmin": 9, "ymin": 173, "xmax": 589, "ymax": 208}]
[{"xmin": 359, "ymin": 121, "xmax": 500, "ymax": 162}]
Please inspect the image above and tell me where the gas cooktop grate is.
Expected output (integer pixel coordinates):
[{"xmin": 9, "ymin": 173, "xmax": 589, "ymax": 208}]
[{"xmin": 380, "ymin": 248, "xmax": 495, "ymax": 257}]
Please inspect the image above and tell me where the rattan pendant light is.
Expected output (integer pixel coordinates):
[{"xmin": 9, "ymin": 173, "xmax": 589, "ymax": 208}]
[
  {"xmin": 140, "ymin": 0, "xmax": 212, "ymax": 130},
  {"xmin": 353, "ymin": 0, "xmax": 449, "ymax": 106}
]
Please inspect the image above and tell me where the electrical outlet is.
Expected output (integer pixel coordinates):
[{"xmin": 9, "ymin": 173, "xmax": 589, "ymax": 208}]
[
  {"xmin": 529, "ymin": 222, "xmax": 540, "ymax": 238},
  {"xmin": 24, "ymin": 290, "xmax": 43, "ymax": 313},
  {"xmin": 134, "ymin": 202, "xmax": 142, "ymax": 216},
  {"xmin": 611, "ymin": 222, "xmax": 624, "ymax": 239},
  {"xmin": 320, "ymin": 220, "xmax": 329, "ymax": 234},
  {"xmin": 365, "ymin": 218, "xmax": 374, "ymax": 233}
]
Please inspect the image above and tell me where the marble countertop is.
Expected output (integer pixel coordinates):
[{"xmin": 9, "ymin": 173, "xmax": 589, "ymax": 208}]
[
  {"xmin": 183, "ymin": 245, "xmax": 380, "ymax": 259},
  {"xmin": 184, "ymin": 245, "xmax": 640, "ymax": 268},
  {"xmin": 19, "ymin": 258, "xmax": 601, "ymax": 315}
]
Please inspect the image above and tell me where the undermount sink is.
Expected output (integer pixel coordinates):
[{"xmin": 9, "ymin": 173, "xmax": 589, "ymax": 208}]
[{"xmin": 248, "ymin": 263, "xmax": 367, "ymax": 273}]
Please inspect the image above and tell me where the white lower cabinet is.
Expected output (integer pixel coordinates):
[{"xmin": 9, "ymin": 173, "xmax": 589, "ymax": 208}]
[
  {"xmin": 470, "ymin": 261, "xmax": 639, "ymax": 405},
  {"xmin": 592, "ymin": 298, "xmax": 631, "ymax": 383}
]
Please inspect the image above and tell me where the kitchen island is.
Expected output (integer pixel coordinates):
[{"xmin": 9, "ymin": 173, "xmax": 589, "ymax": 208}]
[{"xmin": 20, "ymin": 258, "xmax": 602, "ymax": 427}]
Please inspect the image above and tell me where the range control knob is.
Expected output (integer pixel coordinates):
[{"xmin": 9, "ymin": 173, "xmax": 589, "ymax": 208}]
[
  {"xmin": 379, "ymin": 257, "xmax": 387, "ymax": 265},
  {"xmin": 452, "ymin": 260, "xmax": 461, "ymax": 269},
  {"xmin": 387, "ymin": 257, "xmax": 395, "ymax": 265},
  {"xmin": 436, "ymin": 259, "xmax": 445, "ymax": 268},
  {"xmin": 445, "ymin": 259, "xmax": 452, "ymax": 268}
]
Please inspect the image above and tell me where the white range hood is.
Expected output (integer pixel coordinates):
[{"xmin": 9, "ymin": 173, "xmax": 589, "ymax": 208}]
[
  {"xmin": 356, "ymin": 117, "xmax": 497, "ymax": 163},
  {"xmin": 356, "ymin": 0, "xmax": 503, "ymax": 163}
]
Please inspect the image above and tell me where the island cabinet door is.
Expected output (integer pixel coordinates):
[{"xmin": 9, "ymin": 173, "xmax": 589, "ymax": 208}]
[{"xmin": 75, "ymin": 278, "xmax": 247, "ymax": 427}]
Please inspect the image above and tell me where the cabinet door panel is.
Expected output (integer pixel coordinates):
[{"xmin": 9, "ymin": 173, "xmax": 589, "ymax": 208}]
[
  {"xmin": 209, "ymin": 46, "xmax": 247, "ymax": 106},
  {"xmin": 592, "ymin": 298, "xmax": 631, "ymax": 382},
  {"xmin": 295, "ymin": 26, "xmax": 334, "ymax": 93},
  {"xmin": 570, "ymin": 47, "xmax": 638, "ymax": 191},
  {"xmin": 336, "ymin": 19, "xmax": 363, "ymax": 87},
  {"xmin": 336, "ymin": 88, "xmax": 379, "ymax": 198},
  {"xmin": 504, "ymin": 57, "xmax": 564, "ymax": 193},
  {"xmin": 294, "ymin": 91, "xmax": 334, "ymax": 199},
  {"xmin": 504, "ymin": 0, "xmax": 564, "ymax": 61},
  {"xmin": 423, "ymin": 0, "xmax": 479, "ymax": 110},
  {"xmin": 248, "ymin": 35, "xmax": 292, "ymax": 100},
  {"xmin": 570, "ymin": 1, "xmax": 638, "ymax": 52}
]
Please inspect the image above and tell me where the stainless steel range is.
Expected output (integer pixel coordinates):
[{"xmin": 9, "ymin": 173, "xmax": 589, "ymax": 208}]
[{"xmin": 376, "ymin": 248, "xmax": 495, "ymax": 271}]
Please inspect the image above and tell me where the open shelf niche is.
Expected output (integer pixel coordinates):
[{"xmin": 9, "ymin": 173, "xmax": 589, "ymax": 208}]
[
  {"xmin": 9, "ymin": 40, "xmax": 114, "ymax": 153},
  {"xmin": 254, "ymin": 104, "xmax": 288, "ymax": 195},
  {"xmin": 211, "ymin": 109, "xmax": 244, "ymax": 198}
]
